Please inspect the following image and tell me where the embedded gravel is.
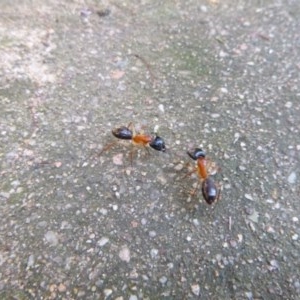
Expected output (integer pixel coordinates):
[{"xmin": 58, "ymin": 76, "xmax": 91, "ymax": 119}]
[{"xmin": 1, "ymin": 0, "xmax": 300, "ymax": 299}]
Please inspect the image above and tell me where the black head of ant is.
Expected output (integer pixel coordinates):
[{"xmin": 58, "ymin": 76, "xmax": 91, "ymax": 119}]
[
  {"xmin": 112, "ymin": 126, "xmax": 133, "ymax": 140},
  {"xmin": 187, "ymin": 148, "xmax": 206, "ymax": 161},
  {"xmin": 149, "ymin": 135, "xmax": 166, "ymax": 152}
]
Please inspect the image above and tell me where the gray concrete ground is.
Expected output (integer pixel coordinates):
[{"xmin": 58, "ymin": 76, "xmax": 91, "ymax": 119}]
[{"xmin": 1, "ymin": 0, "xmax": 300, "ymax": 299}]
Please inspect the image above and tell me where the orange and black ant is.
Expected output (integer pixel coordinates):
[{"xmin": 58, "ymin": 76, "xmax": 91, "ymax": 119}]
[
  {"xmin": 186, "ymin": 148, "xmax": 220, "ymax": 205},
  {"xmin": 98, "ymin": 123, "xmax": 166, "ymax": 162},
  {"xmin": 112, "ymin": 124, "xmax": 166, "ymax": 152}
]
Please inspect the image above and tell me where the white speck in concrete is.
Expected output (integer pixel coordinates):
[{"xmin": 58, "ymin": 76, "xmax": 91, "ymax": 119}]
[
  {"xmin": 44, "ymin": 231, "xmax": 59, "ymax": 246},
  {"xmin": 27, "ymin": 254, "xmax": 35, "ymax": 268},
  {"xmin": 159, "ymin": 276, "xmax": 168, "ymax": 285},
  {"xmin": 245, "ymin": 194, "xmax": 254, "ymax": 201},
  {"xmin": 288, "ymin": 171, "xmax": 297, "ymax": 184},
  {"xmin": 158, "ymin": 104, "xmax": 165, "ymax": 113},
  {"xmin": 98, "ymin": 237, "xmax": 109, "ymax": 247},
  {"xmin": 292, "ymin": 234, "xmax": 298, "ymax": 241},
  {"xmin": 191, "ymin": 283, "xmax": 200, "ymax": 296},
  {"xmin": 103, "ymin": 289, "xmax": 113, "ymax": 298},
  {"xmin": 150, "ymin": 248, "xmax": 158, "ymax": 259},
  {"xmin": 285, "ymin": 101, "xmax": 292, "ymax": 108},
  {"xmin": 149, "ymin": 231, "xmax": 156, "ymax": 238},
  {"xmin": 119, "ymin": 246, "xmax": 130, "ymax": 262}
]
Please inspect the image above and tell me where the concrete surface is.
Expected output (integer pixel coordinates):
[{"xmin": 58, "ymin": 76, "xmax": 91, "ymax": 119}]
[{"xmin": 1, "ymin": 0, "xmax": 300, "ymax": 299}]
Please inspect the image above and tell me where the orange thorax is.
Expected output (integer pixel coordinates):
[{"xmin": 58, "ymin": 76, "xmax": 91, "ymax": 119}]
[
  {"xmin": 197, "ymin": 157, "xmax": 208, "ymax": 180},
  {"xmin": 132, "ymin": 134, "xmax": 152, "ymax": 145}
]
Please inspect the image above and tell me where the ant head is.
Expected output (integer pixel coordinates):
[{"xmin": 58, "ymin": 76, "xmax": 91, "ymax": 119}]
[
  {"xmin": 187, "ymin": 148, "xmax": 206, "ymax": 160},
  {"xmin": 149, "ymin": 135, "xmax": 166, "ymax": 152},
  {"xmin": 112, "ymin": 126, "xmax": 133, "ymax": 140}
]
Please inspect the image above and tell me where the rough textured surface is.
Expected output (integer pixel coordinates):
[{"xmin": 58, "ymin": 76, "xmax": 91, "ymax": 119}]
[{"xmin": 1, "ymin": 0, "xmax": 300, "ymax": 299}]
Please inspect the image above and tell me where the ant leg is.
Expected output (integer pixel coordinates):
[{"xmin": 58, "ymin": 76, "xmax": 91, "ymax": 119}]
[
  {"xmin": 144, "ymin": 145, "xmax": 151, "ymax": 156},
  {"xmin": 92, "ymin": 141, "xmax": 118, "ymax": 159},
  {"xmin": 183, "ymin": 179, "xmax": 202, "ymax": 210},
  {"xmin": 184, "ymin": 168, "xmax": 197, "ymax": 179},
  {"xmin": 127, "ymin": 122, "xmax": 136, "ymax": 136},
  {"xmin": 182, "ymin": 164, "xmax": 198, "ymax": 179},
  {"xmin": 128, "ymin": 143, "xmax": 138, "ymax": 167},
  {"xmin": 190, "ymin": 180, "xmax": 201, "ymax": 198},
  {"xmin": 205, "ymin": 158, "xmax": 221, "ymax": 176},
  {"xmin": 215, "ymin": 182, "xmax": 222, "ymax": 203}
]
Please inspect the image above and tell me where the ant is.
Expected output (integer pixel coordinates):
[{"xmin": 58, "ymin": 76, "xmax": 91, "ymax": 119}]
[
  {"xmin": 99, "ymin": 123, "xmax": 166, "ymax": 162},
  {"xmin": 186, "ymin": 148, "xmax": 220, "ymax": 205}
]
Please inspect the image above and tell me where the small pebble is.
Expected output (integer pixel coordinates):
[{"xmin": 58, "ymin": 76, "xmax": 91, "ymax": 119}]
[
  {"xmin": 266, "ymin": 226, "xmax": 275, "ymax": 233},
  {"xmin": 0, "ymin": 192, "xmax": 10, "ymax": 199},
  {"xmin": 219, "ymin": 50, "xmax": 228, "ymax": 58},
  {"xmin": 193, "ymin": 219, "xmax": 199, "ymax": 226},
  {"xmin": 191, "ymin": 283, "xmax": 200, "ymax": 296},
  {"xmin": 58, "ymin": 283, "xmax": 66, "ymax": 293},
  {"xmin": 27, "ymin": 254, "xmax": 35, "ymax": 268},
  {"xmin": 104, "ymin": 289, "xmax": 113, "ymax": 298},
  {"xmin": 288, "ymin": 171, "xmax": 297, "ymax": 184},
  {"xmin": 54, "ymin": 161, "xmax": 62, "ymax": 168},
  {"xmin": 150, "ymin": 248, "xmax": 158, "ymax": 259},
  {"xmin": 157, "ymin": 174, "xmax": 167, "ymax": 185},
  {"xmin": 233, "ymin": 132, "xmax": 240, "ymax": 143},
  {"xmin": 158, "ymin": 104, "xmax": 165, "ymax": 113},
  {"xmin": 23, "ymin": 149, "xmax": 34, "ymax": 156},
  {"xmin": 174, "ymin": 163, "xmax": 183, "ymax": 171},
  {"xmin": 269, "ymin": 259, "xmax": 279, "ymax": 270},
  {"xmin": 98, "ymin": 237, "xmax": 109, "ymax": 247},
  {"xmin": 16, "ymin": 187, "xmax": 24, "ymax": 194},
  {"xmin": 247, "ymin": 210, "xmax": 259, "ymax": 223},
  {"xmin": 159, "ymin": 276, "xmax": 168, "ymax": 285},
  {"xmin": 44, "ymin": 231, "xmax": 59, "ymax": 246},
  {"xmin": 154, "ymin": 124, "xmax": 159, "ymax": 133},
  {"xmin": 294, "ymin": 281, "xmax": 300, "ymax": 289},
  {"xmin": 211, "ymin": 113, "xmax": 220, "ymax": 118},
  {"xmin": 245, "ymin": 194, "xmax": 254, "ymax": 201},
  {"xmin": 229, "ymin": 240, "xmax": 237, "ymax": 248},
  {"xmin": 119, "ymin": 246, "xmax": 130, "ymax": 262},
  {"xmin": 167, "ymin": 262, "xmax": 174, "ymax": 269},
  {"xmin": 99, "ymin": 208, "xmax": 108, "ymax": 215},
  {"xmin": 149, "ymin": 231, "xmax": 156, "ymax": 238},
  {"xmin": 237, "ymin": 234, "xmax": 243, "ymax": 243},
  {"xmin": 11, "ymin": 180, "xmax": 20, "ymax": 187},
  {"xmin": 245, "ymin": 291, "xmax": 253, "ymax": 300},
  {"xmin": 292, "ymin": 234, "xmax": 298, "ymax": 241},
  {"xmin": 285, "ymin": 101, "xmax": 292, "ymax": 108},
  {"xmin": 82, "ymin": 161, "xmax": 89, "ymax": 167},
  {"xmin": 113, "ymin": 153, "xmax": 123, "ymax": 165},
  {"xmin": 200, "ymin": 5, "xmax": 207, "ymax": 12}
]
